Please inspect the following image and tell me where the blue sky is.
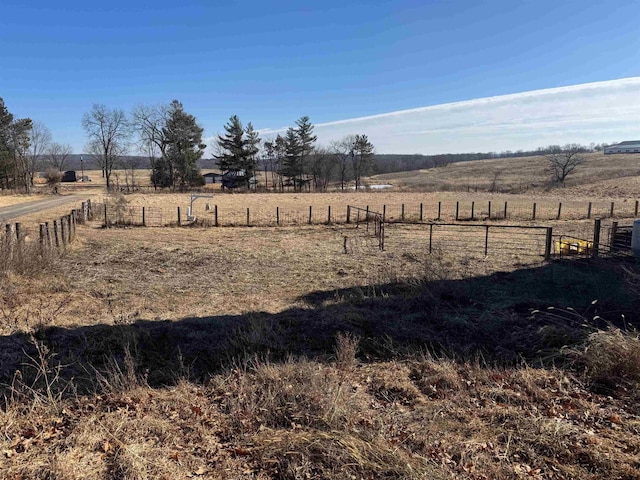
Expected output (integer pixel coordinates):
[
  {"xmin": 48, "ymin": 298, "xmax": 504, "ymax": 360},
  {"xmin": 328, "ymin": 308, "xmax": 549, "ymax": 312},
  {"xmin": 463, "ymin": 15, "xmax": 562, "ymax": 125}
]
[{"xmin": 1, "ymin": 0, "xmax": 639, "ymax": 154}]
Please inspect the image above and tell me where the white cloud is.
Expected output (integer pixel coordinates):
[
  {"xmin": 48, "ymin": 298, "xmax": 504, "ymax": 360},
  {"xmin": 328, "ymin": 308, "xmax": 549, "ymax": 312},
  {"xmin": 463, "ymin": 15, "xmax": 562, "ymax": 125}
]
[{"xmin": 259, "ymin": 77, "xmax": 640, "ymax": 154}]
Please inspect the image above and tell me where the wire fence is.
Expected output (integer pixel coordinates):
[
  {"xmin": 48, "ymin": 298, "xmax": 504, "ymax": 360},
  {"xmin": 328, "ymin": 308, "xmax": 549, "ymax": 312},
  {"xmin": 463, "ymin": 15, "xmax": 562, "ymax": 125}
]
[{"xmin": 92, "ymin": 196, "xmax": 640, "ymax": 229}]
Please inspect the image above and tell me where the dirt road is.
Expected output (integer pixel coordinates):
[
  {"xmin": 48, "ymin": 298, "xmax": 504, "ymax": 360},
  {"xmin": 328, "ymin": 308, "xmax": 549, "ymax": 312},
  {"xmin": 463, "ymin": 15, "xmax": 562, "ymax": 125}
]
[{"xmin": 0, "ymin": 195, "xmax": 85, "ymax": 223}]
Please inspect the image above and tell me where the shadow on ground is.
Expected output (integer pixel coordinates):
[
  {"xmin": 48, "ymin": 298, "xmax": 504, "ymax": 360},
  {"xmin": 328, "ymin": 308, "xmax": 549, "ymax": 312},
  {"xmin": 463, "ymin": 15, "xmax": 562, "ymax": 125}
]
[{"xmin": 1, "ymin": 259, "xmax": 638, "ymax": 397}]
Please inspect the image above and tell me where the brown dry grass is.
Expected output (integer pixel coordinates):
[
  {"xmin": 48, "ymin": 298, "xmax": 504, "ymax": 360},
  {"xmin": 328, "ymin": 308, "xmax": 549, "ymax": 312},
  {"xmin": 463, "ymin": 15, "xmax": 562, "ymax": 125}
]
[
  {"xmin": 0, "ymin": 194, "xmax": 51, "ymax": 208},
  {"xmin": 371, "ymin": 152, "xmax": 640, "ymax": 196}
]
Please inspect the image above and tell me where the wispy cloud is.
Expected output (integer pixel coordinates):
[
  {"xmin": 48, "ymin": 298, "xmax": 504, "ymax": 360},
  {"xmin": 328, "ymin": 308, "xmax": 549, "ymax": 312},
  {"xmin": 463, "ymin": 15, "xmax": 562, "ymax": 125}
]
[{"xmin": 259, "ymin": 78, "xmax": 640, "ymax": 154}]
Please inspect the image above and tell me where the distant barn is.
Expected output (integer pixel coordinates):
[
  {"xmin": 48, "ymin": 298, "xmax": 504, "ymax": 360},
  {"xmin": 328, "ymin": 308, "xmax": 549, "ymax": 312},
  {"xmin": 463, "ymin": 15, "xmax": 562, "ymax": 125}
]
[
  {"xmin": 61, "ymin": 171, "xmax": 77, "ymax": 182},
  {"xmin": 203, "ymin": 172, "xmax": 222, "ymax": 184},
  {"xmin": 604, "ymin": 141, "xmax": 640, "ymax": 154}
]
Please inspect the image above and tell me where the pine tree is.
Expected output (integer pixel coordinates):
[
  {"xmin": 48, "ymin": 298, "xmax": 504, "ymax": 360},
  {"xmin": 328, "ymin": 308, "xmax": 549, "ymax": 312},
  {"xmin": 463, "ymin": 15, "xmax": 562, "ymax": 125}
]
[
  {"xmin": 216, "ymin": 115, "xmax": 246, "ymax": 173},
  {"xmin": 352, "ymin": 134, "xmax": 374, "ymax": 190},
  {"xmin": 295, "ymin": 116, "xmax": 316, "ymax": 190},
  {"xmin": 281, "ymin": 127, "xmax": 301, "ymax": 189},
  {"xmin": 244, "ymin": 122, "xmax": 260, "ymax": 187},
  {"xmin": 163, "ymin": 100, "xmax": 205, "ymax": 190}
]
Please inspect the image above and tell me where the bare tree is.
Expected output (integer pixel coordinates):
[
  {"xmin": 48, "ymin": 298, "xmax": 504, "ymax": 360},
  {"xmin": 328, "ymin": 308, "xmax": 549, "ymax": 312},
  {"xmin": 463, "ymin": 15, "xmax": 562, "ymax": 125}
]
[
  {"xmin": 82, "ymin": 104, "xmax": 130, "ymax": 190},
  {"xmin": 25, "ymin": 121, "xmax": 51, "ymax": 193},
  {"xmin": 488, "ymin": 168, "xmax": 504, "ymax": 192},
  {"xmin": 547, "ymin": 144, "xmax": 586, "ymax": 185},
  {"xmin": 118, "ymin": 155, "xmax": 144, "ymax": 192},
  {"xmin": 329, "ymin": 135, "xmax": 355, "ymax": 190},
  {"xmin": 46, "ymin": 142, "xmax": 73, "ymax": 171},
  {"xmin": 131, "ymin": 104, "xmax": 169, "ymax": 190}
]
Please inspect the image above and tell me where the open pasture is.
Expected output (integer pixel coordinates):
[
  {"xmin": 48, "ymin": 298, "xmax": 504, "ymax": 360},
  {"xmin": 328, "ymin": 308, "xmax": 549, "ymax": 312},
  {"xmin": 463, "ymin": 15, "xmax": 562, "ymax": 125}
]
[{"xmin": 370, "ymin": 152, "xmax": 640, "ymax": 195}]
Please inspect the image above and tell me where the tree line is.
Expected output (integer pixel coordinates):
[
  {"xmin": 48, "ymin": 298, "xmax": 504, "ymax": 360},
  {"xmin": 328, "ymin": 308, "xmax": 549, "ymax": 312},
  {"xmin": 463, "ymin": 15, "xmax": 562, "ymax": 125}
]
[{"xmin": 0, "ymin": 97, "xmax": 73, "ymax": 192}]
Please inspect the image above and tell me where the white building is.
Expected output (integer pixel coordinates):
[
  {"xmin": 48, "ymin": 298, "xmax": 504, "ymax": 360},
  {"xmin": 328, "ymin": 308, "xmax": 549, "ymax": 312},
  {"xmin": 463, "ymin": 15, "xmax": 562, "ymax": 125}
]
[{"xmin": 604, "ymin": 141, "xmax": 640, "ymax": 154}]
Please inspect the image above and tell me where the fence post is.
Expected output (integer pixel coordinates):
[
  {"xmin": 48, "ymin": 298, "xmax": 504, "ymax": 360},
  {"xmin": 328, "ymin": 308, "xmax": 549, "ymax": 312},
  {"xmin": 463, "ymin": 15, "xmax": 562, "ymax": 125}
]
[
  {"xmin": 142, "ymin": 207, "xmax": 146, "ymax": 226},
  {"xmin": 15, "ymin": 223, "xmax": 21, "ymax": 244},
  {"xmin": 420, "ymin": 203, "xmax": 423, "ymax": 221},
  {"xmin": 455, "ymin": 201, "xmax": 459, "ymax": 221},
  {"xmin": 276, "ymin": 206, "xmax": 280, "ymax": 226},
  {"xmin": 484, "ymin": 225, "xmax": 489, "ymax": 256},
  {"xmin": 87, "ymin": 199, "xmax": 92, "ymax": 220},
  {"xmin": 429, "ymin": 223, "xmax": 433, "ymax": 254},
  {"xmin": 247, "ymin": 208, "xmax": 250, "ymax": 226},
  {"xmin": 60, "ymin": 218, "xmax": 67, "ymax": 247},
  {"xmin": 610, "ymin": 221, "xmax": 618, "ymax": 252},
  {"xmin": 383, "ymin": 205, "xmax": 386, "ymax": 223},
  {"xmin": 592, "ymin": 219, "xmax": 601, "ymax": 258},
  {"xmin": 214, "ymin": 205, "xmax": 219, "ymax": 227},
  {"xmin": 437, "ymin": 202, "xmax": 441, "ymax": 221},
  {"xmin": 471, "ymin": 201, "xmax": 475, "ymax": 221},
  {"xmin": 556, "ymin": 202, "xmax": 562, "ymax": 220},
  {"xmin": 309, "ymin": 206, "xmax": 313, "ymax": 225},
  {"xmin": 346, "ymin": 205, "xmax": 351, "ymax": 224},
  {"xmin": 401, "ymin": 203, "xmax": 405, "ymax": 222},
  {"xmin": 545, "ymin": 227, "xmax": 553, "ymax": 260},
  {"xmin": 635, "ymin": 200, "xmax": 639, "ymax": 217},
  {"xmin": 327, "ymin": 205, "xmax": 331, "ymax": 225},
  {"xmin": 177, "ymin": 207, "xmax": 181, "ymax": 226},
  {"xmin": 504, "ymin": 201, "xmax": 508, "ymax": 220},
  {"xmin": 532, "ymin": 203, "xmax": 537, "ymax": 221},
  {"xmin": 45, "ymin": 222, "xmax": 51, "ymax": 247},
  {"xmin": 610, "ymin": 201, "xmax": 615, "ymax": 218},
  {"xmin": 366, "ymin": 205, "xmax": 369, "ymax": 221},
  {"xmin": 587, "ymin": 202, "xmax": 592, "ymax": 219},
  {"xmin": 81, "ymin": 202, "xmax": 87, "ymax": 223},
  {"xmin": 488, "ymin": 201, "xmax": 491, "ymax": 220},
  {"xmin": 39, "ymin": 224, "xmax": 46, "ymax": 250},
  {"xmin": 53, "ymin": 220, "xmax": 60, "ymax": 247},
  {"xmin": 104, "ymin": 203, "xmax": 108, "ymax": 228}
]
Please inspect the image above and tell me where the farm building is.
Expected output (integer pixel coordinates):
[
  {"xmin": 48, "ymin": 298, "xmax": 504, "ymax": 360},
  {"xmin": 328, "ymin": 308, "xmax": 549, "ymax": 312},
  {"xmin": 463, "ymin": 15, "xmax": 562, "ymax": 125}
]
[
  {"xmin": 61, "ymin": 170, "xmax": 77, "ymax": 182},
  {"xmin": 203, "ymin": 172, "xmax": 222, "ymax": 184},
  {"xmin": 604, "ymin": 141, "xmax": 640, "ymax": 154},
  {"xmin": 221, "ymin": 170, "xmax": 257, "ymax": 189}
]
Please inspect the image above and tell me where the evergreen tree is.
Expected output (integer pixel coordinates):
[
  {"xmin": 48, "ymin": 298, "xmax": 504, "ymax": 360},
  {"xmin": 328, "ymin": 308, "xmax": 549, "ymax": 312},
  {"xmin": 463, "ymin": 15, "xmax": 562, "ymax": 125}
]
[
  {"xmin": 352, "ymin": 134, "xmax": 374, "ymax": 190},
  {"xmin": 163, "ymin": 100, "xmax": 205, "ymax": 190},
  {"xmin": 216, "ymin": 115, "xmax": 246, "ymax": 173},
  {"xmin": 281, "ymin": 127, "xmax": 302, "ymax": 189},
  {"xmin": 244, "ymin": 122, "xmax": 260, "ymax": 187},
  {"xmin": 295, "ymin": 116, "xmax": 317, "ymax": 189}
]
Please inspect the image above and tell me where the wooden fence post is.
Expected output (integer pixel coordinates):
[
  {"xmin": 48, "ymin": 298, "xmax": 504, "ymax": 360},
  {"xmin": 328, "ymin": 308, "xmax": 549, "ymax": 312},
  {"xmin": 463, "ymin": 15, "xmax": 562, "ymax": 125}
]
[
  {"xmin": 214, "ymin": 205, "xmax": 219, "ymax": 227},
  {"xmin": 545, "ymin": 227, "xmax": 553, "ymax": 260},
  {"xmin": 429, "ymin": 223, "xmax": 433, "ymax": 254},
  {"xmin": 39, "ymin": 224, "xmax": 46, "ymax": 250},
  {"xmin": 53, "ymin": 220, "xmax": 60, "ymax": 247},
  {"xmin": 15, "ymin": 223, "xmax": 21, "ymax": 244},
  {"xmin": 276, "ymin": 206, "xmax": 280, "ymax": 226},
  {"xmin": 610, "ymin": 201, "xmax": 615, "ymax": 218},
  {"xmin": 420, "ymin": 203, "xmax": 423, "ymax": 221},
  {"xmin": 327, "ymin": 205, "xmax": 331, "ymax": 224},
  {"xmin": 488, "ymin": 201, "xmax": 491, "ymax": 220},
  {"xmin": 610, "ymin": 221, "xmax": 618, "ymax": 252},
  {"xmin": 437, "ymin": 202, "xmax": 441, "ymax": 221},
  {"xmin": 471, "ymin": 201, "xmax": 475, "ymax": 220},
  {"xmin": 309, "ymin": 206, "xmax": 313, "ymax": 224},
  {"xmin": 592, "ymin": 219, "xmax": 601, "ymax": 258},
  {"xmin": 484, "ymin": 225, "xmax": 489, "ymax": 256},
  {"xmin": 635, "ymin": 200, "xmax": 639, "ymax": 217},
  {"xmin": 45, "ymin": 222, "xmax": 51, "ymax": 247},
  {"xmin": 401, "ymin": 203, "xmax": 405, "ymax": 222},
  {"xmin": 346, "ymin": 206, "xmax": 350, "ymax": 224},
  {"xmin": 556, "ymin": 202, "xmax": 562, "ymax": 220},
  {"xmin": 60, "ymin": 218, "xmax": 67, "ymax": 247},
  {"xmin": 177, "ymin": 207, "xmax": 181, "ymax": 226},
  {"xmin": 504, "ymin": 201, "xmax": 508, "ymax": 220},
  {"xmin": 383, "ymin": 205, "xmax": 386, "ymax": 223},
  {"xmin": 142, "ymin": 207, "xmax": 146, "ymax": 226},
  {"xmin": 455, "ymin": 201, "xmax": 459, "ymax": 221},
  {"xmin": 532, "ymin": 203, "xmax": 537, "ymax": 221},
  {"xmin": 587, "ymin": 202, "xmax": 592, "ymax": 219}
]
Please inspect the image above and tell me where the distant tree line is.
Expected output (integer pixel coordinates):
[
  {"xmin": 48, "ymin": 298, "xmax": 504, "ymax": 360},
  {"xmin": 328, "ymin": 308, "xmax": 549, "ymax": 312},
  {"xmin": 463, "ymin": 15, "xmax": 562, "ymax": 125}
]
[{"xmin": 0, "ymin": 97, "xmax": 73, "ymax": 192}]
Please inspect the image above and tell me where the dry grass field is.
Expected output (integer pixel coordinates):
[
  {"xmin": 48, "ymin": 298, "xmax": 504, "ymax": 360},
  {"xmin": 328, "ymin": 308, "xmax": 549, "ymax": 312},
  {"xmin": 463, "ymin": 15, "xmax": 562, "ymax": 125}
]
[
  {"xmin": 370, "ymin": 152, "xmax": 640, "ymax": 195},
  {"xmin": 1, "ymin": 153, "xmax": 640, "ymax": 479},
  {"xmin": 0, "ymin": 193, "xmax": 49, "ymax": 208}
]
